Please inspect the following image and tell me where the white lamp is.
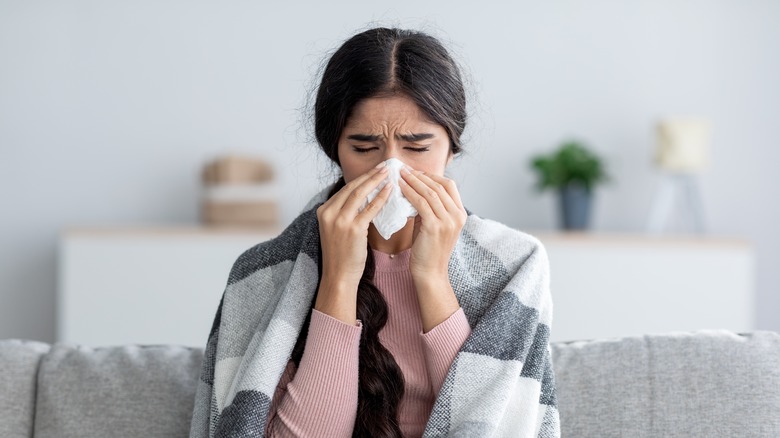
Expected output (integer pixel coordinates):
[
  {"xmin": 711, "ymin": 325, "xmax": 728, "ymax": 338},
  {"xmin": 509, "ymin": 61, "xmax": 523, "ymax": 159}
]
[{"xmin": 647, "ymin": 118, "xmax": 711, "ymax": 234}]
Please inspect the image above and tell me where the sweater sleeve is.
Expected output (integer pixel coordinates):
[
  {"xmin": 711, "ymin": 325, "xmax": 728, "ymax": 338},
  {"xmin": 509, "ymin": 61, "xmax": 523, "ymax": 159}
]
[
  {"xmin": 420, "ymin": 307, "xmax": 472, "ymax": 395},
  {"xmin": 265, "ymin": 309, "xmax": 362, "ymax": 438}
]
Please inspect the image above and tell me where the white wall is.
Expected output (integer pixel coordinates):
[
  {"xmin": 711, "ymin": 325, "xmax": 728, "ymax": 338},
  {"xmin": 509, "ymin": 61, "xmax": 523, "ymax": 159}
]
[{"xmin": 2, "ymin": 0, "xmax": 779, "ymax": 342}]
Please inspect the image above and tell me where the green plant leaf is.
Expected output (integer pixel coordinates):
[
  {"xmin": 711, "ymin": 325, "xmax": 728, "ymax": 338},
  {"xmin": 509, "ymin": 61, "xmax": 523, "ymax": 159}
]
[{"xmin": 529, "ymin": 140, "xmax": 609, "ymax": 192}]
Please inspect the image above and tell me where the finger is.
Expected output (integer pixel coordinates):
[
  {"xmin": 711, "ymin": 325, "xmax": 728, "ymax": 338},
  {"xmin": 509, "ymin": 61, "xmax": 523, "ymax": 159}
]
[
  {"xmin": 354, "ymin": 180, "xmax": 393, "ymax": 225},
  {"xmin": 340, "ymin": 166, "xmax": 391, "ymax": 214},
  {"xmin": 415, "ymin": 172, "xmax": 460, "ymax": 215},
  {"xmin": 399, "ymin": 172, "xmax": 436, "ymax": 221},
  {"xmin": 423, "ymin": 173, "xmax": 465, "ymax": 212},
  {"xmin": 412, "ymin": 214, "xmax": 422, "ymax": 241},
  {"xmin": 328, "ymin": 163, "xmax": 387, "ymax": 208},
  {"xmin": 401, "ymin": 168, "xmax": 448, "ymax": 219},
  {"xmin": 327, "ymin": 163, "xmax": 388, "ymax": 211}
]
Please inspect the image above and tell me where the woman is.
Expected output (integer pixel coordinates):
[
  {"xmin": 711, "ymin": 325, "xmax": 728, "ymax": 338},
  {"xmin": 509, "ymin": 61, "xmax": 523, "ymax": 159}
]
[{"xmin": 190, "ymin": 28, "xmax": 559, "ymax": 438}]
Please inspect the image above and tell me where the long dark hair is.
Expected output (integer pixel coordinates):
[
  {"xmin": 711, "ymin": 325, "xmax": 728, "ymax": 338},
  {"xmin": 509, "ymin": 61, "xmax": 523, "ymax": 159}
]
[{"xmin": 290, "ymin": 27, "xmax": 467, "ymax": 438}]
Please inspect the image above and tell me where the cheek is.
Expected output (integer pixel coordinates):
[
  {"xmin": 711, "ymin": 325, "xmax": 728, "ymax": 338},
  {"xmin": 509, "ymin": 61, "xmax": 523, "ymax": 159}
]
[
  {"xmin": 338, "ymin": 153, "xmax": 369, "ymax": 183},
  {"xmin": 337, "ymin": 145, "xmax": 354, "ymax": 182},
  {"xmin": 410, "ymin": 150, "xmax": 450, "ymax": 175},
  {"xmin": 342, "ymin": 168, "xmax": 360, "ymax": 183}
]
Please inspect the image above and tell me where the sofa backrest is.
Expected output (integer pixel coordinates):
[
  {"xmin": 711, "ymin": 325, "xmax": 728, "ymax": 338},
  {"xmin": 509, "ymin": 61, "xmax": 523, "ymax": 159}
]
[
  {"xmin": 33, "ymin": 343, "xmax": 203, "ymax": 438},
  {"xmin": 0, "ymin": 339, "xmax": 50, "ymax": 438},
  {"xmin": 3, "ymin": 329, "xmax": 780, "ymax": 437},
  {"xmin": 552, "ymin": 329, "xmax": 780, "ymax": 437}
]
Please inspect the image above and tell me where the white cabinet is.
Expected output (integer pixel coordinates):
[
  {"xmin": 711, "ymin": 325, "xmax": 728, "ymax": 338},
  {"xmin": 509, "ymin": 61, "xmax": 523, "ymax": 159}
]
[
  {"xmin": 58, "ymin": 228, "xmax": 754, "ymax": 347},
  {"xmin": 58, "ymin": 227, "xmax": 279, "ymax": 347},
  {"xmin": 534, "ymin": 232, "xmax": 754, "ymax": 342}
]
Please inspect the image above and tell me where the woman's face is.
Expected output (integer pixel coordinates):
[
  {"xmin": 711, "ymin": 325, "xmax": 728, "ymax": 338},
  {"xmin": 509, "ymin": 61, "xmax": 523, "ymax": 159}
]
[{"xmin": 337, "ymin": 94, "xmax": 452, "ymax": 183}]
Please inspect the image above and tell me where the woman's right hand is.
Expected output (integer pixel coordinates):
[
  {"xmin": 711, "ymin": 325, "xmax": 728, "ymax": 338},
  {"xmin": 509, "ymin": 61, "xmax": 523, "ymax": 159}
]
[{"xmin": 314, "ymin": 163, "xmax": 392, "ymax": 324}]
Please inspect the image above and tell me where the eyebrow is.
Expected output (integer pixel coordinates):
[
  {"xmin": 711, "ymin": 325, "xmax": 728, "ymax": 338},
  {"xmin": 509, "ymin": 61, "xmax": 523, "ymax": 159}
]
[{"xmin": 346, "ymin": 133, "xmax": 435, "ymax": 142}]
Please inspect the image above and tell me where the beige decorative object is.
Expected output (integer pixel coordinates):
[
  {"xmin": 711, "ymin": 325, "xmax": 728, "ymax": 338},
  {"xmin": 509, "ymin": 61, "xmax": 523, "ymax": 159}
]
[
  {"xmin": 656, "ymin": 118, "xmax": 711, "ymax": 172},
  {"xmin": 202, "ymin": 155, "xmax": 274, "ymax": 184},
  {"xmin": 647, "ymin": 117, "xmax": 712, "ymax": 234},
  {"xmin": 202, "ymin": 201, "xmax": 278, "ymax": 226},
  {"xmin": 200, "ymin": 155, "xmax": 279, "ymax": 228}
]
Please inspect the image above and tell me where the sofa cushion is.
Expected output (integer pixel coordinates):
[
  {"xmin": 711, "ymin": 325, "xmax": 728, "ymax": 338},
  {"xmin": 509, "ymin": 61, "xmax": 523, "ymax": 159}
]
[
  {"xmin": 0, "ymin": 339, "xmax": 51, "ymax": 438},
  {"xmin": 34, "ymin": 343, "xmax": 203, "ymax": 438},
  {"xmin": 551, "ymin": 329, "xmax": 780, "ymax": 437}
]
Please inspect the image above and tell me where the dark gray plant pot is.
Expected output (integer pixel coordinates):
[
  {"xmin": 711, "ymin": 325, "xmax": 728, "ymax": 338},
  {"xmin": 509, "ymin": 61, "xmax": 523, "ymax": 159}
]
[{"xmin": 558, "ymin": 183, "xmax": 592, "ymax": 230}]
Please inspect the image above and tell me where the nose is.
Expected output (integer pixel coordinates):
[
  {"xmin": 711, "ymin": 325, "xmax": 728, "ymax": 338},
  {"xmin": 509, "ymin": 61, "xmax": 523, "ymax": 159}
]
[{"xmin": 381, "ymin": 141, "xmax": 400, "ymax": 162}]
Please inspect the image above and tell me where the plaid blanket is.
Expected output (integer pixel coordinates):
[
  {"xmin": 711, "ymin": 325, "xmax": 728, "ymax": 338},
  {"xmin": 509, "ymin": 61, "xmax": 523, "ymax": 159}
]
[{"xmin": 190, "ymin": 188, "xmax": 560, "ymax": 437}]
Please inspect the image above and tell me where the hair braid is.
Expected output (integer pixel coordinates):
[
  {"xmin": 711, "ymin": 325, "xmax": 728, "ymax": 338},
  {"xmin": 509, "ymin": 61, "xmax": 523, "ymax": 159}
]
[{"xmin": 290, "ymin": 178, "xmax": 405, "ymax": 437}]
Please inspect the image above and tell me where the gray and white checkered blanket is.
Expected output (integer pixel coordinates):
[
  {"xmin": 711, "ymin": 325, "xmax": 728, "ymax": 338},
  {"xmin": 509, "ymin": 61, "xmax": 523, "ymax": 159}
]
[{"xmin": 190, "ymin": 188, "xmax": 560, "ymax": 437}]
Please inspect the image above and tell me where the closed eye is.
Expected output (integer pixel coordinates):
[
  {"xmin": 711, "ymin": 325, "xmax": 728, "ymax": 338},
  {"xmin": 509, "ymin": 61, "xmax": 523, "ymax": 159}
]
[
  {"xmin": 352, "ymin": 146, "xmax": 378, "ymax": 153},
  {"xmin": 406, "ymin": 147, "xmax": 430, "ymax": 152}
]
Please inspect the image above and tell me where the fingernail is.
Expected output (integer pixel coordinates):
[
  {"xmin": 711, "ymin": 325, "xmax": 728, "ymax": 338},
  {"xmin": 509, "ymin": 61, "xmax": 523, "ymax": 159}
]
[
  {"xmin": 375, "ymin": 161, "xmax": 386, "ymax": 168},
  {"xmin": 401, "ymin": 166, "xmax": 411, "ymax": 174}
]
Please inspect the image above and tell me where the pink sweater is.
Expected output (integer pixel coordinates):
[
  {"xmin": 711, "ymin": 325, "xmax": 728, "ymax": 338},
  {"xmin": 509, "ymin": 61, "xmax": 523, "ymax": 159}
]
[{"xmin": 265, "ymin": 248, "xmax": 472, "ymax": 437}]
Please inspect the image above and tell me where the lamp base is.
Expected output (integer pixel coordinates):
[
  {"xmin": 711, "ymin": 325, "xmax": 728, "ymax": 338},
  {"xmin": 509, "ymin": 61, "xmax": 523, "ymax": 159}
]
[{"xmin": 646, "ymin": 173, "xmax": 706, "ymax": 234}]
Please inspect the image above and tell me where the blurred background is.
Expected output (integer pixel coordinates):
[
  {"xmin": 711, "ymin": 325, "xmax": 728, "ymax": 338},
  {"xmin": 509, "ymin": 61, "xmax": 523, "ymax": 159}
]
[{"xmin": 1, "ymin": 1, "xmax": 778, "ymax": 345}]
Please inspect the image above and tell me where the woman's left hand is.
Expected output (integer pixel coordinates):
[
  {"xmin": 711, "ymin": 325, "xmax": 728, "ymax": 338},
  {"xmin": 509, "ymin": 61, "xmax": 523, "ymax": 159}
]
[
  {"xmin": 399, "ymin": 166, "xmax": 467, "ymax": 282},
  {"xmin": 399, "ymin": 166, "xmax": 467, "ymax": 332}
]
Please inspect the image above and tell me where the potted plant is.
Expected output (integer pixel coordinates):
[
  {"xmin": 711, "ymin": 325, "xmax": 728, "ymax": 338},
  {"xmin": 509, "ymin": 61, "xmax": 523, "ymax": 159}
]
[{"xmin": 530, "ymin": 140, "xmax": 610, "ymax": 230}]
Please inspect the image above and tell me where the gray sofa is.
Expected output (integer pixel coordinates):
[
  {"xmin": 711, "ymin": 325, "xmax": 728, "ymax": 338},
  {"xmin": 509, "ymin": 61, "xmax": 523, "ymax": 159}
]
[{"xmin": 2, "ymin": 330, "xmax": 779, "ymax": 437}]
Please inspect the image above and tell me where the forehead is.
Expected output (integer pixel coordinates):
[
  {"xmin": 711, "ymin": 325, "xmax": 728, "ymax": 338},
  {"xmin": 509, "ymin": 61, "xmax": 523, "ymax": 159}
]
[{"xmin": 344, "ymin": 95, "xmax": 439, "ymax": 131}]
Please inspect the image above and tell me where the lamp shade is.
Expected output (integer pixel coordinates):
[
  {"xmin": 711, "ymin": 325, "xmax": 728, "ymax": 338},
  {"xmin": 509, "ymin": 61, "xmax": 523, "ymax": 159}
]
[{"xmin": 655, "ymin": 118, "xmax": 711, "ymax": 172}]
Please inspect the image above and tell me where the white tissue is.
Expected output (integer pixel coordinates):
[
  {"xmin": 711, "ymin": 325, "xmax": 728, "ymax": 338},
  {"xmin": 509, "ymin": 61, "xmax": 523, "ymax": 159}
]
[{"xmin": 362, "ymin": 158, "xmax": 418, "ymax": 240}]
